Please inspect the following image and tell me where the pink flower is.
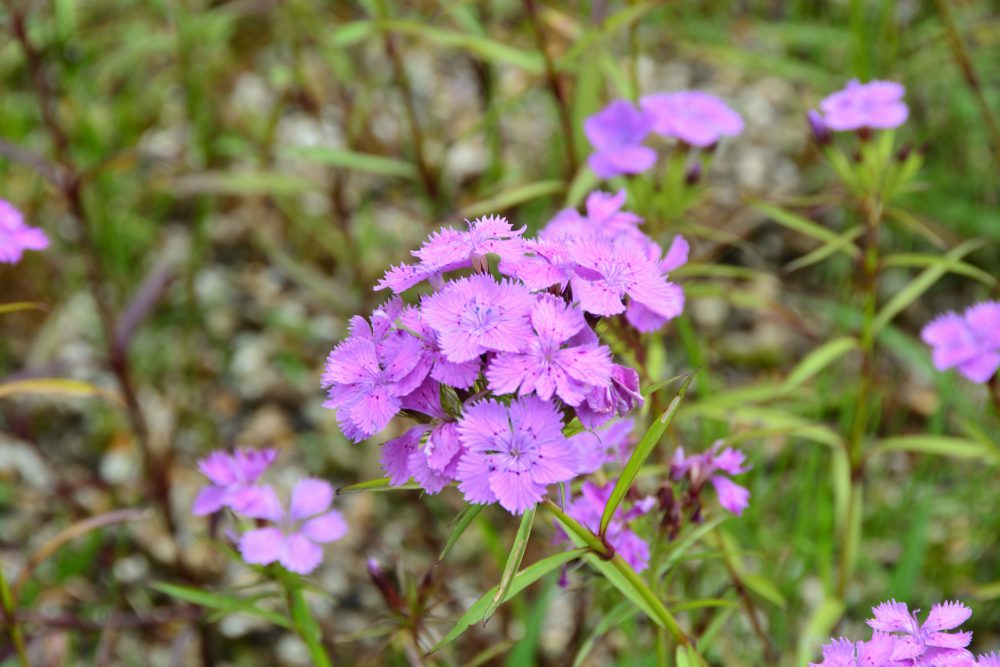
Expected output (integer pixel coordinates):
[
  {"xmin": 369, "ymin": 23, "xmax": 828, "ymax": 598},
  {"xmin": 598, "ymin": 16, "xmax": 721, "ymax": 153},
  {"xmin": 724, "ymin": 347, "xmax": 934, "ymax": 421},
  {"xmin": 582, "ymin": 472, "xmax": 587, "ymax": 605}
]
[
  {"xmin": 810, "ymin": 632, "xmax": 909, "ymax": 667},
  {"xmin": 0, "ymin": 199, "xmax": 48, "ymax": 264},
  {"xmin": 921, "ymin": 301, "xmax": 1000, "ymax": 383},
  {"xmin": 640, "ymin": 92, "xmax": 744, "ymax": 147},
  {"xmin": 420, "ymin": 275, "xmax": 534, "ymax": 363},
  {"xmin": 867, "ymin": 600, "xmax": 973, "ymax": 665},
  {"xmin": 576, "ymin": 363, "xmax": 644, "ymax": 429},
  {"xmin": 584, "ymin": 100, "xmax": 657, "ymax": 178},
  {"xmin": 819, "ymin": 80, "xmax": 909, "ymax": 132},
  {"xmin": 380, "ymin": 421, "xmax": 464, "ymax": 495},
  {"xmin": 192, "ymin": 448, "xmax": 277, "ymax": 516},
  {"xmin": 239, "ymin": 479, "xmax": 347, "ymax": 575},
  {"xmin": 321, "ymin": 300, "xmax": 431, "ymax": 441},
  {"xmin": 571, "ymin": 418, "xmax": 634, "ymax": 474},
  {"xmin": 562, "ymin": 481, "xmax": 654, "ymax": 572},
  {"xmin": 671, "ymin": 441, "xmax": 751, "ymax": 515},
  {"xmin": 455, "ymin": 396, "xmax": 577, "ymax": 515},
  {"xmin": 486, "ymin": 294, "xmax": 613, "ymax": 406}
]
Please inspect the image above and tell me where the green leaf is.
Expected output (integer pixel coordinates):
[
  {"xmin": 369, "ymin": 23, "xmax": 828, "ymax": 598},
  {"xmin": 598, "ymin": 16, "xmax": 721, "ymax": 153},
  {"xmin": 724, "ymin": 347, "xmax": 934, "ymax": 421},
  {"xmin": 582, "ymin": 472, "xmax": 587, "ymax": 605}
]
[
  {"xmin": 164, "ymin": 170, "xmax": 318, "ymax": 196},
  {"xmin": 337, "ymin": 478, "xmax": 425, "ymax": 494},
  {"xmin": 750, "ymin": 201, "xmax": 860, "ymax": 256},
  {"xmin": 581, "ymin": 553, "xmax": 664, "ymax": 629},
  {"xmin": 0, "ymin": 302, "xmax": 47, "ymax": 315},
  {"xmin": 781, "ymin": 337, "xmax": 858, "ymax": 392},
  {"xmin": 784, "ymin": 226, "xmax": 864, "ymax": 273},
  {"xmin": 484, "ymin": 506, "xmax": 535, "ymax": 623},
  {"xmin": 600, "ymin": 374, "xmax": 693, "ymax": 536},
  {"xmin": 796, "ymin": 597, "xmax": 845, "ymax": 666},
  {"xmin": 0, "ymin": 378, "xmax": 122, "ymax": 404},
  {"xmin": 871, "ymin": 435, "xmax": 999, "ymax": 463},
  {"xmin": 883, "ymin": 252, "xmax": 996, "ymax": 286},
  {"xmin": 459, "ymin": 180, "xmax": 564, "ymax": 219},
  {"xmin": 439, "ymin": 504, "xmax": 487, "ymax": 561},
  {"xmin": 740, "ymin": 572, "xmax": 787, "ymax": 609},
  {"xmin": 873, "ymin": 239, "xmax": 987, "ymax": 334},
  {"xmin": 283, "ymin": 146, "xmax": 418, "ymax": 179},
  {"xmin": 376, "ymin": 20, "xmax": 543, "ymax": 73},
  {"xmin": 151, "ymin": 582, "xmax": 292, "ymax": 630},
  {"xmin": 426, "ymin": 549, "xmax": 585, "ymax": 654}
]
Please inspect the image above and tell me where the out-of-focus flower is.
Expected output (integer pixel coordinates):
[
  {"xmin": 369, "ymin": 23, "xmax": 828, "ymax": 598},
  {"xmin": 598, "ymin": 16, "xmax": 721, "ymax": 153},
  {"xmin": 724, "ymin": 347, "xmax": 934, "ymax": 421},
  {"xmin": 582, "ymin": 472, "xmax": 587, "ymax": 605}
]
[
  {"xmin": 921, "ymin": 301, "xmax": 1000, "ymax": 383},
  {"xmin": 420, "ymin": 274, "xmax": 534, "ymax": 363},
  {"xmin": 818, "ymin": 80, "xmax": 908, "ymax": 131},
  {"xmin": 486, "ymin": 294, "xmax": 613, "ymax": 406},
  {"xmin": 455, "ymin": 396, "xmax": 576, "ymax": 514},
  {"xmin": 571, "ymin": 418, "xmax": 634, "ymax": 474},
  {"xmin": 561, "ymin": 481, "xmax": 654, "ymax": 572},
  {"xmin": 0, "ymin": 199, "xmax": 48, "ymax": 264},
  {"xmin": 584, "ymin": 100, "xmax": 657, "ymax": 178},
  {"xmin": 192, "ymin": 448, "xmax": 277, "ymax": 516},
  {"xmin": 640, "ymin": 92, "xmax": 743, "ymax": 147},
  {"xmin": 807, "ymin": 109, "xmax": 832, "ymax": 145},
  {"xmin": 239, "ymin": 479, "xmax": 347, "ymax": 575},
  {"xmin": 868, "ymin": 599, "xmax": 973, "ymax": 665},
  {"xmin": 671, "ymin": 441, "xmax": 751, "ymax": 515},
  {"xmin": 576, "ymin": 364, "xmax": 644, "ymax": 429}
]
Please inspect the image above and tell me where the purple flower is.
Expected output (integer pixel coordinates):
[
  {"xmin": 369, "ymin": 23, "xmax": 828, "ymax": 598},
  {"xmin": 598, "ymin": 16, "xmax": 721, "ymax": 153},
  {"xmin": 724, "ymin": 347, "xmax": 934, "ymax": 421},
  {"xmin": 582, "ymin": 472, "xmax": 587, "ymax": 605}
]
[
  {"xmin": 542, "ymin": 190, "xmax": 645, "ymax": 245},
  {"xmin": 380, "ymin": 422, "xmax": 464, "ymax": 494},
  {"xmin": 376, "ymin": 216, "xmax": 525, "ymax": 293},
  {"xmin": 486, "ymin": 294, "xmax": 613, "ymax": 406},
  {"xmin": 0, "ymin": 199, "xmax": 48, "ymax": 264},
  {"xmin": 455, "ymin": 396, "xmax": 577, "ymax": 515},
  {"xmin": 671, "ymin": 441, "xmax": 751, "ymax": 515},
  {"xmin": 811, "ymin": 632, "xmax": 909, "ymax": 667},
  {"xmin": 420, "ymin": 274, "xmax": 534, "ymax": 363},
  {"xmin": 807, "ymin": 109, "xmax": 833, "ymax": 145},
  {"xmin": 562, "ymin": 481, "xmax": 653, "ymax": 572},
  {"xmin": 322, "ymin": 301, "xmax": 431, "ymax": 441},
  {"xmin": 570, "ymin": 235, "xmax": 684, "ymax": 328},
  {"xmin": 571, "ymin": 418, "xmax": 634, "ymax": 474},
  {"xmin": 238, "ymin": 479, "xmax": 347, "ymax": 575},
  {"xmin": 921, "ymin": 302, "xmax": 1000, "ymax": 383},
  {"xmin": 576, "ymin": 363, "xmax": 644, "ymax": 429},
  {"xmin": 399, "ymin": 306, "xmax": 481, "ymax": 389},
  {"xmin": 192, "ymin": 448, "xmax": 277, "ymax": 516},
  {"xmin": 640, "ymin": 92, "xmax": 744, "ymax": 147},
  {"xmin": 867, "ymin": 600, "xmax": 974, "ymax": 665},
  {"xmin": 584, "ymin": 100, "xmax": 657, "ymax": 178},
  {"xmin": 819, "ymin": 80, "xmax": 909, "ymax": 132},
  {"xmin": 978, "ymin": 653, "xmax": 1000, "ymax": 667}
]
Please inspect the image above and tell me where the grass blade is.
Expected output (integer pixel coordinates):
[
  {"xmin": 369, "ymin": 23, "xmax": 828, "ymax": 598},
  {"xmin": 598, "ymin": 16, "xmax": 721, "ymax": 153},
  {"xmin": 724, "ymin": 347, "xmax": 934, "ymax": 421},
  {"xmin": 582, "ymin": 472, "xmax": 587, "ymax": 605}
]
[
  {"xmin": 151, "ymin": 582, "xmax": 292, "ymax": 630},
  {"xmin": 438, "ymin": 504, "xmax": 487, "ymax": 561},
  {"xmin": 283, "ymin": 146, "xmax": 418, "ymax": 180},
  {"xmin": 599, "ymin": 374, "xmax": 694, "ymax": 536},
  {"xmin": 781, "ymin": 336, "xmax": 858, "ymax": 392},
  {"xmin": 483, "ymin": 506, "xmax": 535, "ymax": 624},
  {"xmin": 459, "ymin": 180, "xmax": 564, "ymax": 218},
  {"xmin": 750, "ymin": 201, "xmax": 860, "ymax": 255}
]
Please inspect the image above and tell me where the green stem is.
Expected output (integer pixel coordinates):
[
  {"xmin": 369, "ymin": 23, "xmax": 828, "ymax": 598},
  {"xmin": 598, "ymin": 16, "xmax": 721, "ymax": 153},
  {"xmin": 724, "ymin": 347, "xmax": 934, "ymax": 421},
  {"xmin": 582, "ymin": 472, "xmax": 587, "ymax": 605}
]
[
  {"xmin": 0, "ymin": 566, "xmax": 30, "ymax": 667},
  {"xmin": 283, "ymin": 578, "xmax": 334, "ymax": 667},
  {"xmin": 543, "ymin": 499, "xmax": 691, "ymax": 647}
]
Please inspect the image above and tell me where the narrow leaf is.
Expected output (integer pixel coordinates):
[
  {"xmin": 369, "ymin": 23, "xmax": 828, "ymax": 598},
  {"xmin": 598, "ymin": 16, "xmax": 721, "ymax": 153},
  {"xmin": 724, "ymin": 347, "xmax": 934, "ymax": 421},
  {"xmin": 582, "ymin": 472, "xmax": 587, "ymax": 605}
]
[
  {"xmin": 572, "ymin": 602, "xmax": 637, "ymax": 667},
  {"xmin": 151, "ymin": 582, "xmax": 292, "ymax": 630},
  {"xmin": 439, "ymin": 504, "xmax": 487, "ymax": 561},
  {"xmin": 0, "ymin": 302, "xmax": 48, "ymax": 315},
  {"xmin": 426, "ymin": 548, "xmax": 585, "ymax": 654},
  {"xmin": 871, "ymin": 435, "xmax": 999, "ymax": 463},
  {"xmin": 484, "ymin": 506, "xmax": 535, "ymax": 623},
  {"xmin": 784, "ymin": 226, "xmax": 864, "ymax": 273},
  {"xmin": 781, "ymin": 337, "xmax": 858, "ymax": 392},
  {"xmin": 460, "ymin": 180, "xmax": 564, "ymax": 219},
  {"xmin": 377, "ymin": 20, "xmax": 543, "ymax": 73},
  {"xmin": 337, "ymin": 478, "xmax": 424, "ymax": 494},
  {"xmin": 600, "ymin": 374, "xmax": 694, "ymax": 536},
  {"xmin": 283, "ymin": 146, "xmax": 418, "ymax": 180},
  {"xmin": 0, "ymin": 378, "xmax": 123, "ymax": 405},
  {"xmin": 751, "ymin": 201, "xmax": 859, "ymax": 256}
]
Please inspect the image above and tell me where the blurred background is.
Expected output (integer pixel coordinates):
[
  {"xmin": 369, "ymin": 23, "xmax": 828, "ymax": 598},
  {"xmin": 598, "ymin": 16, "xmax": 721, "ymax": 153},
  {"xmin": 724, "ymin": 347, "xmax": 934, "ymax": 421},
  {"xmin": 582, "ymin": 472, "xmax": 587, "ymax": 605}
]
[{"xmin": 1, "ymin": 1, "xmax": 999, "ymax": 665}]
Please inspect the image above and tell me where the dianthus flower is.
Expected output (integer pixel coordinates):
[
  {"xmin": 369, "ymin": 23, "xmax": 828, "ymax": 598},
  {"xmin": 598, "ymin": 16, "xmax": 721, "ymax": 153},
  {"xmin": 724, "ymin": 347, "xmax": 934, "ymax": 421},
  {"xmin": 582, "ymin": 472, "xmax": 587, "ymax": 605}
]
[
  {"xmin": 0, "ymin": 199, "xmax": 48, "ymax": 264},
  {"xmin": 321, "ymin": 300, "xmax": 430, "ymax": 441},
  {"xmin": 576, "ymin": 363, "xmax": 644, "ymax": 429},
  {"xmin": 455, "ymin": 396, "xmax": 577, "ymax": 514},
  {"xmin": 239, "ymin": 479, "xmax": 347, "ymax": 575},
  {"xmin": 570, "ymin": 235, "xmax": 684, "ymax": 329},
  {"xmin": 640, "ymin": 91, "xmax": 744, "ymax": 147},
  {"xmin": 671, "ymin": 441, "xmax": 751, "ymax": 515},
  {"xmin": 572, "ymin": 417, "xmax": 634, "ymax": 474},
  {"xmin": 867, "ymin": 600, "xmax": 974, "ymax": 665},
  {"xmin": 921, "ymin": 301, "xmax": 1000, "ymax": 383},
  {"xmin": 420, "ymin": 274, "xmax": 534, "ymax": 363},
  {"xmin": 562, "ymin": 481, "xmax": 654, "ymax": 572},
  {"xmin": 192, "ymin": 448, "xmax": 277, "ymax": 516},
  {"xmin": 486, "ymin": 294, "xmax": 613, "ymax": 406},
  {"xmin": 381, "ymin": 420, "xmax": 464, "ymax": 495},
  {"xmin": 584, "ymin": 100, "xmax": 657, "ymax": 178},
  {"xmin": 811, "ymin": 632, "xmax": 909, "ymax": 667},
  {"xmin": 399, "ymin": 306, "xmax": 481, "ymax": 389},
  {"xmin": 542, "ymin": 190, "xmax": 645, "ymax": 247},
  {"xmin": 819, "ymin": 80, "xmax": 909, "ymax": 132},
  {"xmin": 376, "ymin": 215, "xmax": 524, "ymax": 293}
]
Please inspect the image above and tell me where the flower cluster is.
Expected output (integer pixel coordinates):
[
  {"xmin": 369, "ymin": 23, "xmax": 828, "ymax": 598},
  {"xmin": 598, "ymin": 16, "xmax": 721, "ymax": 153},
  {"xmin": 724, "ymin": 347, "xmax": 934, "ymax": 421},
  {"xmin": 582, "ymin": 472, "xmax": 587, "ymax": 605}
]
[
  {"xmin": 192, "ymin": 448, "xmax": 347, "ymax": 574},
  {"xmin": 812, "ymin": 599, "xmax": 997, "ymax": 667},
  {"xmin": 0, "ymin": 199, "xmax": 48, "ymax": 265},
  {"xmin": 922, "ymin": 301, "xmax": 1000, "ymax": 384},
  {"xmin": 322, "ymin": 193, "xmax": 687, "ymax": 515},
  {"xmin": 670, "ymin": 440, "xmax": 751, "ymax": 516},
  {"xmin": 585, "ymin": 92, "xmax": 743, "ymax": 178}
]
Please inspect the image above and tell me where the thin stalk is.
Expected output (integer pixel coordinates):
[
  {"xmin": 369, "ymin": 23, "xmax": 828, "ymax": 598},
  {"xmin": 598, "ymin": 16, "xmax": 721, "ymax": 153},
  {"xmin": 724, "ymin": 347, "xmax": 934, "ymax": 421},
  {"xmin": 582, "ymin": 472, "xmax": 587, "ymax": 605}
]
[
  {"xmin": 934, "ymin": 0, "xmax": 1000, "ymax": 169},
  {"xmin": 0, "ymin": 567, "xmax": 30, "ymax": 667},
  {"xmin": 522, "ymin": 0, "xmax": 578, "ymax": 176},
  {"xmin": 543, "ymin": 499, "xmax": 691, "ymax": 647},
  {"xmin": 284, "ymin": 580, "xmax": 335, "ymax": 667}
]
